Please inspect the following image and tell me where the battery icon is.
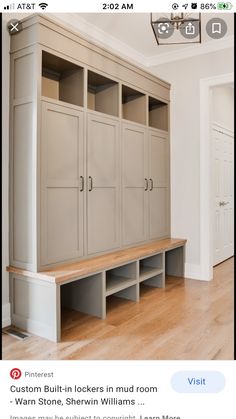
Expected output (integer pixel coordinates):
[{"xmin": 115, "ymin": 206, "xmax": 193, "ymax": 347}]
[{"xmin": 217, "ymin": 2, "xmax": 233, "ymax": 9}]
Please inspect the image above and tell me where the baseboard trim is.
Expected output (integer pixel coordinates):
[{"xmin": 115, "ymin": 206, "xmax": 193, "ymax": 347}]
[
  {"xmin": 185, "ymin": 263, "xmax": 210, "ymax": 281},
  {"xmin": 2, "ymin": 302, "xmax": 11, "ymax": 328}
]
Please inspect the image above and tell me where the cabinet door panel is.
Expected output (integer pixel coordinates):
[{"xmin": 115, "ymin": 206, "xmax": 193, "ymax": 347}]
[
  {"xmin": 87, "ymin": 113, "xmax": 120, "ymax": 255},
  {"xmin": 122, "ymin": 123, "xmax": 148, "ymax": 246},
  {"xmin": 41, "ymin": 102, "xmax": 84, "ymax": 266},
  {"xmin": 149, "ymin": 131, "xmax": 168, "ymax": 187},
  {"xmin": 149, "ymin": 188, "xmax": 169, "ymax": 239},
  {"xmin": 123, "ymin": 188, "xmax": 147, "ymax": 245},
  {"xmin": 87, "ymin": 188, "xmax": 118, "ymax": 254},
  {"xmin": 149, "ymin": 130, "xmax": 170, "ymax": 239},
  {"xmin": 46, "ymin": 188, "xmax": 80, "ymax": 262},
  {"xmin": 12, "ymin": 103, "xmax": 34, "ymax": 265}
]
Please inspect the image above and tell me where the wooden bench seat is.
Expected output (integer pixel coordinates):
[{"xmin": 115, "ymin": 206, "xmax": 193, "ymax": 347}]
[
  {"xmin": 7, "ymin": 238, "xmax": 186, "ymax": 342},
  {"xmin": 7, "ymin": 238, "xmax": 186, "ymax": 284}
]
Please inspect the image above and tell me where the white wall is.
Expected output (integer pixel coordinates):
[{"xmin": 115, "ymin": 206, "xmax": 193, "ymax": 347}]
[
  {"xmin": 152, "ymin": 48, "xmax": 234, "ymax": 279},
  {"xmin": 211, "ymin": 85, "xmax": 234, "ymax": 130}
]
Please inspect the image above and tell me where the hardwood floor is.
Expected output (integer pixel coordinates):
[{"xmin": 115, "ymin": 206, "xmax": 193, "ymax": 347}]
[{"xmin": 2, "ymin": 257, "xmax": 234, "ymax": 360}]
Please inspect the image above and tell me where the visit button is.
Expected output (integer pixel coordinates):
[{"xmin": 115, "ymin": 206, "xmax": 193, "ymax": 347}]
[{"xmin": 171, "ymin": 371, "xmax": 225, "ymax": 393}]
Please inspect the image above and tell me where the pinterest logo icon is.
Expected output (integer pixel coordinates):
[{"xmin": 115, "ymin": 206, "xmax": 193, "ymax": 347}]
[{"xmin": 10, "ymin": 368, "xmax": 22, "ymax": 380}]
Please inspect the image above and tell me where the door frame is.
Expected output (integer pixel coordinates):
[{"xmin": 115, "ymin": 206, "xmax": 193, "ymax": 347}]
[
  {"xmin": 212, "ymin": 122, "xmax": 234, "ymax": 266},
  {"xmin": 200, "ymin": 72, "xmax": 234, "ymax": 280}
]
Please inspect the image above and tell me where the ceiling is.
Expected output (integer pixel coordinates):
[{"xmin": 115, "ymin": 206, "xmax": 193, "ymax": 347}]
[{"xmin": 53, "ymin": 12, "xmax": 234, "ymax": 67}]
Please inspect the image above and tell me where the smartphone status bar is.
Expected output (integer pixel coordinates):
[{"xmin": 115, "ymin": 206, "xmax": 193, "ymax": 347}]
[{"xmin": 1, "ymin": 0, "xmax": 235, "ymax": 13}]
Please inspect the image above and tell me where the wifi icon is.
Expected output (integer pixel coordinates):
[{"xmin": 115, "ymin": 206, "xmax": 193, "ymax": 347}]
[{"xmin": 39, "ymin": 2, "xmax": 48, "ymax": 9}]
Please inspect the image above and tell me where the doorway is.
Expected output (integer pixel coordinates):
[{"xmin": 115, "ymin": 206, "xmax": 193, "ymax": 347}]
[
  {"xmin": 212, "ymin": 123, "xmax": 234, "ymax": 265},
  {"xmin": 200, "ymin": 73, "xmax": 234, "ymax": 280}
]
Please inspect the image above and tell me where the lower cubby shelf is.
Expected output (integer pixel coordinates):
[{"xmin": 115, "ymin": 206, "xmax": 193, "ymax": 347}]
[
  {"xmin": 139, "ymin": 266, "xmax": 163, "ymax": 282},
  {"xmin": 140, "ymin": 272, "xmax": 164, "ymax": 288},
  {"xmin": 106, "ymin": 275, "xmax": 137, "ymax": 296},
  {"xmin": 106, "ymin": 261, "xmax": 137, "ymax": 296},
  {"xmin": 111, "ymin": 284, "xmax": 139, "ymax": 302},
  {"xmin": 139, "ymin": 252, "xmax": 163, "ymax": 283}
]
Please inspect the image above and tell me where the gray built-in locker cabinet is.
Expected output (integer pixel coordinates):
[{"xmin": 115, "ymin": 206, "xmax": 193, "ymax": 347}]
[{"xmin": 10, "ymin": 15, "xmax": 170, "ymax": 272}]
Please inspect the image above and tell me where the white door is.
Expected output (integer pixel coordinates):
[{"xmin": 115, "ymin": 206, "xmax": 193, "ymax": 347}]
[{"xmin": 213, "ymin": 125, "xmax": 234, "ymax": 265}]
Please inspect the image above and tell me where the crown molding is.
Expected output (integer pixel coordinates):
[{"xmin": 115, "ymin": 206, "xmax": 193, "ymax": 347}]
[{"xmin": 146, "ymin": 35, "xmax": 234, "ymax": 67}]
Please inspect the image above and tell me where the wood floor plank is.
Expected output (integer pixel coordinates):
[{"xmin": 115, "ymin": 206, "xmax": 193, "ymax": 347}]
[{"xmin": 2, "ymin": 257, "xmax": 233, "ymax": 360}]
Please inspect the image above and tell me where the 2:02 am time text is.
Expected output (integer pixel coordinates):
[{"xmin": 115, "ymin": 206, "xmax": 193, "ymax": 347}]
[{"xmin": 102, "ymin": 3, "xmax": 134, "ymax": 10}]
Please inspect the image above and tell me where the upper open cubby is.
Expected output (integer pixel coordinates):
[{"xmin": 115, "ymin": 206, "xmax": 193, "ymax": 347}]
[
  {"xmin": 87, "ymin": 70, "xmax": 119, "ymax": 117},
  {"xmin": 122, "ymin": 85, "xmax": 146, "ymax": 125},
  {"xmin": 149, "ymin": 96, "xmax": 168, "ymax": 131},
  {"xmin": 42, "ymin": 51, "xmax": 84, "ymax": 107}
]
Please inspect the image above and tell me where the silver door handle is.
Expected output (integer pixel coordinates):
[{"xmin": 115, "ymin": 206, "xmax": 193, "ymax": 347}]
[
  {"xmin": 144, "ymin": 178, "xmax": 148, "ymax": 191},
  {"xmin": 219, "ymin": 201, "xmax": 229, "ymax": 206},
  {"xmin": 149, "ymin": 178, "xmax": 153, "ymax": 191},
  {"xmin": 80, "ymin": 176, "xmax": 84, "ymax": 192},
  {"xmin": 88, "ymin": 176, "xmax": 93, "ymax": 192}
]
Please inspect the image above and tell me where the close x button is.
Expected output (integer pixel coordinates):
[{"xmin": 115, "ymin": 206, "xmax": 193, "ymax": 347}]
[{"xmin": 7, "ymin": 19, "xmax": 23, "ymax": 35}]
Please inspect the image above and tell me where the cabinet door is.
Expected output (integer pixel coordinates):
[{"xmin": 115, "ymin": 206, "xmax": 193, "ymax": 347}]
[
  {"xmin": 87, "ymin": 113, "xmax": 120, "ymax": 255},
  {"xmin": 41, "ymin": 101, "xmax": 84, "ymax": 266},
  {"xmin": 149, "ymin": 129, "xmax": 170, "ymax": 239},
  {"xmin": 122, "ymin": 122, "xmax": 148, "ymax": 246}
]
